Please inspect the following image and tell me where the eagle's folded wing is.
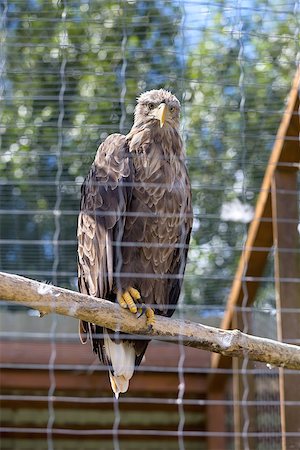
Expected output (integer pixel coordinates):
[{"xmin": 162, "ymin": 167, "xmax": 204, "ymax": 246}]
[{"xmin": 77, "ymin": 133, "xmax": 132, "ymax": 356}]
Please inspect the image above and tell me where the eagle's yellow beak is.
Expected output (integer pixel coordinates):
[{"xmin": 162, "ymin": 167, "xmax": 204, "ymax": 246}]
[{"xmin": 153, "ymin": 103, "xmax": 167, "ymax": 128}]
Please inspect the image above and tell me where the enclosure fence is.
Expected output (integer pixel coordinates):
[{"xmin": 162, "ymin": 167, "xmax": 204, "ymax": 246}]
[{"xmin": 0, "ymin": 1, "xmax": 299, "ymax": 450}]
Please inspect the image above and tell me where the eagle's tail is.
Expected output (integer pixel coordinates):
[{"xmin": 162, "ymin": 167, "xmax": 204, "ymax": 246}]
[{"xmin": 103, "ymin": 328, "xmax": 136, "ymax": 398}]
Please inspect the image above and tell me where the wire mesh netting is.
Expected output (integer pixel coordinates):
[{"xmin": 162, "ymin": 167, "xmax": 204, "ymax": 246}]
[{"xmin": 0, "ymin": 1, "xmax": 299, "ymax": 449}]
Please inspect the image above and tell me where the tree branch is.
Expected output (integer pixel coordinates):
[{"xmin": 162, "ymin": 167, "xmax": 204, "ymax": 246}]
[{"xmin": 0, "ymin": 271, "xmax": 299, "ymax": 370}]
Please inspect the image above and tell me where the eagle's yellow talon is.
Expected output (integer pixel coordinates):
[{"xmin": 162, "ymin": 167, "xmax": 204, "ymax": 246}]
[
  {"xmin": 122, "ymin": 292, "xmax": 137, "ymax": 313},
  {"xmin": 117, "ymin": 288, "xmax": 154, "ymax": 324},
  {"xmin": 117, "ymin": 287, "xmax": 140, "ymax": 314},
  {"xmin": 128, "ymin": 287, "xmax": 141, "ymax": 301},
  {"xmin": 145, "ymin": 307, "xmax": 155, "ymax": 329},
  {"xmin": 128, "ymin": 301, "xmax": 138, "ymax": 314},
  {"xmin": 117, "ymin": 293, "xmax": 128, "ymax": 309}
]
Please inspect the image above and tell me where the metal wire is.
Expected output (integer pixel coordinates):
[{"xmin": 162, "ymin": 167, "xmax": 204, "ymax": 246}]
[
  {"xmin": 1, "ymin": 1, "xmax": 299, "ymax": 449},
  {"xmin": 46, "ymin": 3, "xmax": 67, "ymax": 449}
]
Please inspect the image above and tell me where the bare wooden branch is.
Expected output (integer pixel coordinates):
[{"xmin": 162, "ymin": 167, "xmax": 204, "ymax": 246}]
[{"xmin": 0, "ymin": 270, "xmax": 299, "ymax": 370}]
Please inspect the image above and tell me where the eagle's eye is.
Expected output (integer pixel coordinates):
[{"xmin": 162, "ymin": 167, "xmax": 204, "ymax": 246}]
[
  {"xmin": 169, "ymin": 106, "xmax": 175, "ymax": 113},
  {"xmin": 148, "ymin": 103, "xmax": 155, "ymax": 110}
]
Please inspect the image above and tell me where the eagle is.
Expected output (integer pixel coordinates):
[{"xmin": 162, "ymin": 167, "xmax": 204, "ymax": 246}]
[{"xmin": 77, "ymin": 89, "xmax": 193, "ymax": 398}]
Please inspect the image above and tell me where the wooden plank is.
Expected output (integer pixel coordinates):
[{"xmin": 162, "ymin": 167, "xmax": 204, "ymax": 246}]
[
  {"xmin": 0, "ymin": 340, "xmax": 210, "ymax": 369},
  {"xmin": 0, "ymin": 369, "xmax": 207, "ymax": 395},
  {"xmin": 0, "ymin": 425, "xmax": 205, "ymax": 433},
  {"xmin": 206, "ymin": 389, "xmax": 226, "ymax": 450},
  {"xmin": 0, "ymin": 398, "xmax": 205, "ymax": 413},
  {"xmin": 271, "ymin": 169, "xmax": 300, "ymax": 450},
  {"xmin": 0, "ymin": 410, "xmax": 205, "ymax": 430},
  {"xmin": 210, "ymin": 69, "xmax": 300, "ymax": 381},
  {"xmin": 0, "ymin": 342, "xmax": 208, "ymax": 393},
  {"xmin": 0, "ymin": 428, "xmax": 206, "ymax": 442},
  {"xmin": 0, "ymin": 340, "xmax": 208, "ymax": 397}
]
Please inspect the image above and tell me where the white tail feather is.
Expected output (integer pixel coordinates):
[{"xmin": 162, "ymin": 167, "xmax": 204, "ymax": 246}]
[{"xmin": 103, "ymin": 328, "xmax": 135, "ymax": 398}]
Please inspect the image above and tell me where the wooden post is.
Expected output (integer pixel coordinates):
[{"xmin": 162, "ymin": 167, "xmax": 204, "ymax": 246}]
[
  {"xmin": 232, "ymin": 354, "xmax": 242, "ymax": 450},
  {"xmin": 206, "ymin": 388, "xmax": 226, "ymax": 450},
  {"xmin": 231, "ymin": 310, "xmax": 257, "ymax": 450},
  {"xmin": 271, "ymin": 166, "xmax": 300, "ymax": 450}
]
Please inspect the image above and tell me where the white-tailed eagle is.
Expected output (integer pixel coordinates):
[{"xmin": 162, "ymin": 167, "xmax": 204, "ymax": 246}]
[{"xmin": 77, "ymin": 89, "xmax": 192, "ymax": 397}]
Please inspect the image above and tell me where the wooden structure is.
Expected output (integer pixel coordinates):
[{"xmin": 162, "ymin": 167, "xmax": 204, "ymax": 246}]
[
  {"xmin": 1, "ymin": 335, "xmax": 210, "ymax": 450},
  {"xmin": 0, "ymin": 71, "xmax": 299, "ymax": 449},
  {"xmin": 209, "ymin": 70, "xmax": 300, "ymax": 449}
]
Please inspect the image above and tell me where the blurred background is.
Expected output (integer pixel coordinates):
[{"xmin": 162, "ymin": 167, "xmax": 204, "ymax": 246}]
[{"xmin": 0, "ymin": 1, "xmax": 299, "ymax": 449}]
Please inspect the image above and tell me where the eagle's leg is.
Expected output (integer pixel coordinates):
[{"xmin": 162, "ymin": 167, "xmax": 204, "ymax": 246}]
[{"xmin": 117, "ymin": 287, "xmax": 155, "ymax": 329}]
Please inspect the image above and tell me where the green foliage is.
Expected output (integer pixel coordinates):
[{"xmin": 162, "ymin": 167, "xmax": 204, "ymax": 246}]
[
  {"xmin": 0, "ymin": 0, "xmax": 298, "ymax": 306},
  {"xmin": 184, "ymin": 1, "xmax": 298, "ymax": 306},
  {"xmin": 1, "ymin": 0, "xmax": 181, "ymax": 288}
]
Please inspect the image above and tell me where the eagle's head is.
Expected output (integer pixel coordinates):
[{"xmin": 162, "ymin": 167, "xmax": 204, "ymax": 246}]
[{"xmin": 134, "ymin": 89, "xmax": 181, "ymax": 130}]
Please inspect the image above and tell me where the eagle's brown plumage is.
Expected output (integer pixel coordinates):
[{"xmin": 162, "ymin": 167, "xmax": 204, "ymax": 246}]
[{"xmin": 77, "ymin": 89, "xmax": 193, "ymax": 397}]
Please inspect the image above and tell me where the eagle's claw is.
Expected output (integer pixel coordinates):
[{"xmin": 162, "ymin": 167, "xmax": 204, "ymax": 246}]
[
  {"xmin": 117, "ymin": 287, "xmax": 155, "ymax": 329},
  {"xmin": 137, "ymin": 303, "xmax": 147, "ymax": 318}
]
